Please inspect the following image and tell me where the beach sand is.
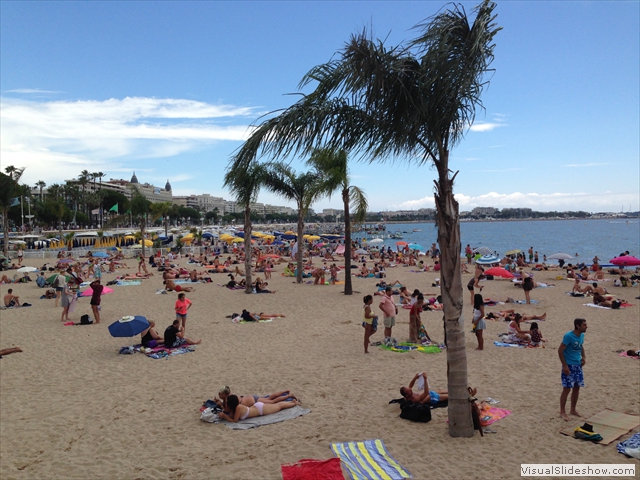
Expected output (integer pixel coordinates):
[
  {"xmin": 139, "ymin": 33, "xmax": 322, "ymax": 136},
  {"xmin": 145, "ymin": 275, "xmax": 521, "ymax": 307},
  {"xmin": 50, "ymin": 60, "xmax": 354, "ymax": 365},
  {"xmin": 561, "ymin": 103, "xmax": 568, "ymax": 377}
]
[{"xmin": 1, "ymin": 256, "xmax": 638, "ymax": 479}]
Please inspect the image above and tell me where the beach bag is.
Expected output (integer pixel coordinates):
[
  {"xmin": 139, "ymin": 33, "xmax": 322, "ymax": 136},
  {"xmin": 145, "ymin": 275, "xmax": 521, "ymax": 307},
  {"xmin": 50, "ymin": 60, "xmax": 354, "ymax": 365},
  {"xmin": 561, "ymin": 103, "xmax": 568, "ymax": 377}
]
[
  {"xmin": 52, "ymin": 275, "xmax": 60, "ymax": 288},
  {"xmin": 200, "ymin": 407, "xmax": 220, "ymax": 423},
  {"xmin": 80, "ymin": 314, "xmax": 93, "ymax": 325},
  {"xmin": 399, "ymin": 401, "xmax": 432, "ymax": 423}
]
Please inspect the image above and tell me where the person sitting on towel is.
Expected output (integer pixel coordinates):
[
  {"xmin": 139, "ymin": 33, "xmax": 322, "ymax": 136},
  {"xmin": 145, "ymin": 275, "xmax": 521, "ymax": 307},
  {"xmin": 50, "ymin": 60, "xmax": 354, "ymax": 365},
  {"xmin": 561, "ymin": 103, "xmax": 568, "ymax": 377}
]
[
  {"xmin": 218, "ymin": 394, "xmax": 299, "ymax": 422},
  {"xmin": 140, "ymin": 320, "xmax": 165, "ymax": 348},
  {"xmin": 400, "ymin": 372, "xmax": 448, "ymax": 405},
  {"xmin": 572, "ymin": 278, "xmax": 593, "ymax": 295},
  {"xmin": 163, "ymin": 319, "xmax": 201, "ymax": 348}
]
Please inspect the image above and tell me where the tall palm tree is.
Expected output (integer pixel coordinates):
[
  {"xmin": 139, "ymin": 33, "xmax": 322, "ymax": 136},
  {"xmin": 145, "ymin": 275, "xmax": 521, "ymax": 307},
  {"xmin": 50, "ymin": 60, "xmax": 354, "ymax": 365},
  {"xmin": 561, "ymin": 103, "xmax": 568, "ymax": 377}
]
[
  {"xmin": 261, "ymin": 163, "xmax": 324, "ymax": 284},
  {"xmin": 308, "ymin": 148, "xmax": 367, "ymax": 295},
  {"xmin": 78, "ymin": 170, "xmax": 90, "ymax": 217},
  {"xmin": 48, "ymin": 183, "xmax": 63, "ymax": 201},
  {"xmin": 150, "ymin": 201, "xmax": 173, "ymax": 238},
  {"xmin": 228, "ymin": 0, "xmax": 500, "ymax": 437},
  {"xmin": 35, "ymin": 180, "xmax": 47, "ymax": 202},
  {"xmin": 130, "ymin": 186, "xmax": 151, "ymax": 259},
  {"xmin": 0, "ymin": 167, "xmax": 25, "ymax": 255},
  {"xmin": 223, "ymin": 162, "xmax": 266, "ymax": 293}
]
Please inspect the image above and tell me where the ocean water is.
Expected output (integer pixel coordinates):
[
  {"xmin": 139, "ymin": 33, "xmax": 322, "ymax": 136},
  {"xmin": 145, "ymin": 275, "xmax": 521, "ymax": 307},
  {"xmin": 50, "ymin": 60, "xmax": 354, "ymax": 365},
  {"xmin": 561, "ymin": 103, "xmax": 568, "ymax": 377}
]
[{"xmin": 356, "ymin": 219, "xmax": 640, "ymax": 263}]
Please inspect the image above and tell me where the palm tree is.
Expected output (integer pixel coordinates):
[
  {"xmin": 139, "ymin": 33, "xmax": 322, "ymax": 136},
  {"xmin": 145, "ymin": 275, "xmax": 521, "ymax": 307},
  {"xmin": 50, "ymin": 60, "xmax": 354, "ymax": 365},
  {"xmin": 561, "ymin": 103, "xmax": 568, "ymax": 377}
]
[
  {"xmin": 78, "ymin": 170, "xmax": 90, "ymax": 217},
  {"xmin": 64, "ymin": 231, "xmax": 76, "ymax": 252},
  {"xmin": 0, "ymin": 167, "xmax": 25, "ymax": 256},
  {"xmin": 308, "ymin": 149, "xmax": 367, "ymax": 295},
  {"xmin": 130, "ymin": 186, "xmax": 151, "ymax": 259},
  {"xmin": 48, "ymin": 183, "xmax": 63, "ymax": 201},
  {"xmin": 150, "ymin": 201, "xmax": 173, "ymax": 238},
  {"xmin": 227, "ymin": 0, "xmax": 500, "ymax": 437},
  {"xmin": 35, "ymin": 180, "xmax": 47, "ymax": 202},
  {"xmin": 223, "ymin": 162, "xmax": 266, "ymax": 293},
  {"xmin": 261, "ymin": 163, "xmax": 324, "ymax": 283}
]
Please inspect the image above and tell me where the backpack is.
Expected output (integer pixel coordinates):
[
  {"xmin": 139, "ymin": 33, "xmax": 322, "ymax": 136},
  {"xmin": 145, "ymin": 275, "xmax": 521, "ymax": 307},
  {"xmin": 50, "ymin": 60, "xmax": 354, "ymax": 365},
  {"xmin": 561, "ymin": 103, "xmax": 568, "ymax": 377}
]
[
  {"xmin": 80, "ymin": 314, "xmax": 93, "ymax": 325},
  {"xmin": 52, "ymin": 275, "xmax": 60, "ymax": 288},
  {"xmin": 399, "ymin": 401, "xmax": 432, "ymax": 423}
]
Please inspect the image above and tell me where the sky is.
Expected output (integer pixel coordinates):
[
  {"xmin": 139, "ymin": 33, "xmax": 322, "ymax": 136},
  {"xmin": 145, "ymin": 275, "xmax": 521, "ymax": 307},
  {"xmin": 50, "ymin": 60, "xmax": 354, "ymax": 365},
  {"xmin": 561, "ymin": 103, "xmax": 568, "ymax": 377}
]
[{"xmin": 1, "ymin": 1, "xmax": 638, "ymax": 214}]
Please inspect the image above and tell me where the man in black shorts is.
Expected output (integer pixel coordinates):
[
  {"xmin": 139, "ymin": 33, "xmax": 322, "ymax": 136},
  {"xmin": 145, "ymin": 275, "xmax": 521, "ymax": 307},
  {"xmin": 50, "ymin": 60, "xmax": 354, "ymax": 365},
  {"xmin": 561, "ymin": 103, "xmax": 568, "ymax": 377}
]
[{"xmin": 163, "ymin": 320, "xmax": 201, "ymax": 348}]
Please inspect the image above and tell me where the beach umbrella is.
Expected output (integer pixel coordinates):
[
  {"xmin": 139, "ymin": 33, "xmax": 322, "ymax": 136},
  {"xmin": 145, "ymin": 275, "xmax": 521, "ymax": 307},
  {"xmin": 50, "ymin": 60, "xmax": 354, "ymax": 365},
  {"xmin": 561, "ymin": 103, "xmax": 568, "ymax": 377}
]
[
  {"xmin": 232, "ymin": 237, "xmax": 244, "ymax": 243},
  {"xmin": 93, "ymin": 252, "xmax": 109, "ymax": 258},
  {"xmin": 369, "ymin": 238, "xmax": 384, "ymax": 244},
  {"xmin": 473, "ymin": 246, "xmax": 493, "ymax": 256},
  {"xmin": 139, "ymin": 239, "xmax": 153, "ymax": 247},
  {"xmin": 355, "ymin": 248, "xmax": 369, "ymax": 255},
  {"xmin": 47, "ymin": 274, "xmax": 70, "ymax": 283},
  {"xmin": 484, "ymin": 267, "xmax": 514, "ymax": 279},
  {"xmin": 258, "ymin": 254, "xmax": 281, "ymax": 261},
  {"xmin": 475, "ymin": 254, "xmax": 500, "ymax": 265},
  {"xmin": 408, "ymin": 243, "xmax": 425, "ymax": 251},
  {"xmin": 17, "ymin": 266, "xmax": 39, "ymax": 273},
  {"xmin": 395, "ymin": 241, "xmax": 408, "ymax": 246},
  {"xmin": 79, "ymin": 286, "xmax": 114, "ymax": 297},
  {"xmin": 108, "ymin": 315, "xmax": 150, "ymax": 338},
  {"xmin": 610, "ymin": 255, "xmax": 640, "ymax": 266},
  {"xmin": 110, "ymin": 247, "xmax": 121, "ymax": 251},
  {"xmin": 57, "ymin": 258, "xmax": 75, "ymax": 264},
  {"xmin": 284, "ymin": 231, "xmax": 295, "ymax": 235},
  {"xmin": 306, "ymin": 235, "xmax": 321, "ymax": 241},
  {"xmin": 504, "ymin": 249, "xmax": 521, "ymax": 256},
  {"xmin": 548, "ymin": 253, "xmax": 573, "ymax": 260}
]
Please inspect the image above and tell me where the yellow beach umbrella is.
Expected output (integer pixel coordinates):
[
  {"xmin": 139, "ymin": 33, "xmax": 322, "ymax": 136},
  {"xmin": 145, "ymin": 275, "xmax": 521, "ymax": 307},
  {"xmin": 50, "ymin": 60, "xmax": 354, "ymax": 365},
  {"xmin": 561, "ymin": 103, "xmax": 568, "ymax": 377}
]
[
  {"xmin": 139, "ymin": 239, "xmax": 153, "ymax": 247},
  {"xmin": 232, "ymin": 237, "xmax": 244, "ymax": 243},
  {"xmin": 284, "ymin": 231, "xmax": 295, "ymax": 235}
]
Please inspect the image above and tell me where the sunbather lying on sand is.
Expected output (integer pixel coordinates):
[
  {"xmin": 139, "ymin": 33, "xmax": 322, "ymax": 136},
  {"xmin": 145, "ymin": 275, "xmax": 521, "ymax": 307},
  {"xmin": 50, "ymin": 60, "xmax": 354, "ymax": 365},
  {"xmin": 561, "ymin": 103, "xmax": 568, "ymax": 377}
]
[
  {"xmin": 214, "ymin": 387, "xmax": 298, "ymax": 414},
  {"xmin": 218, "ymin": 394, "xmax": 300, "ymax": 422},
  {"xmin": 164, "ymin": 279, "xmax": 195, "ymax": 292},
  {"xmin": 486, "ymin": 310, "xmax": 547, "ymax": 321}
]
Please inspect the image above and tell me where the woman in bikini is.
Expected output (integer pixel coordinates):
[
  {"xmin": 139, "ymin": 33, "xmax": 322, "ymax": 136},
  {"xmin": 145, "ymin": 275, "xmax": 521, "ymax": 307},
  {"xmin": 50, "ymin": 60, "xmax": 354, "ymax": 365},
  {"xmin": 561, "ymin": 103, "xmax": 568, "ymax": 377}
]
[
  {"xmin": 219, "ymin": 394, "xmax": 299, "ymax": 422},
  {"xmin": 215, "ymin": 387, "xmax": 297, "ymax": 413},
  {"xmin": 164, "ymin": 279, "xmax": 194, "ymax": 293}
]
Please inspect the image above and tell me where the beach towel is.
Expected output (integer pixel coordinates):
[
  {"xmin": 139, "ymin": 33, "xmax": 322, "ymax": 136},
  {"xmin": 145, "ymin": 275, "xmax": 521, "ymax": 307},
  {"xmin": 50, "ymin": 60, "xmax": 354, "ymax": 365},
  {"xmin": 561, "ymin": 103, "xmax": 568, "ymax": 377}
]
[
  {"xmin": 220, "ymin": 405, "xmax": 310, "ymax": 430},
  {"xmin": 560, "ymin": 409, "xmax": 640, "ymax": 445},
  {"xmin": 116, "ymin": 280, "xmax": 141, "ymax": 286},
  {"xmin": 380, "ymin": 343, "xmax": 442, "ymax": 354},
  {"xmin": 331, "ymin": 439, "xmax": 412, "ymax": 480},
  {"xmin": 512, "ymin": 299, "xmax": 539, "ymax": 304},
  {"xmin": 617, "ymin": 433, "xmax": 640, "ymax": 459},
  {"xmin": 281, "ymin": 458, "xmax": 345, "ymax": 480},
  {"xmin": 583, "ymin": 303, "xmax": 610, "ymax": 309},
  {"xmin": 493, "ymin": 341, "xmax": 526, "ymax": 348},
  {"xmin": 479, "ymin": 406, "xmax": 512, "ymax": 426}
]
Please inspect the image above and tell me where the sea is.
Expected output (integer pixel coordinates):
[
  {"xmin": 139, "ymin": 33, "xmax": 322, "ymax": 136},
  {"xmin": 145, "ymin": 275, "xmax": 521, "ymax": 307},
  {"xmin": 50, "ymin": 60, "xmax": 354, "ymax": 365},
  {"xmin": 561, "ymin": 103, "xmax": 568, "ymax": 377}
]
[{"xmin": 353, "ymin": 219, "xmax": 640, "ymax": 264}]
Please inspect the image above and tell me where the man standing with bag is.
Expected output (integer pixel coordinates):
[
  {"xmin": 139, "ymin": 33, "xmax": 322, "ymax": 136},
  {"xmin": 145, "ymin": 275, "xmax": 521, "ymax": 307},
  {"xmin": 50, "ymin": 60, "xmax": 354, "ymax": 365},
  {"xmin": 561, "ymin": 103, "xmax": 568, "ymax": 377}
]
[{"xmin": 558, "ymin": 318, "xmax": 588, "ymax": 421}]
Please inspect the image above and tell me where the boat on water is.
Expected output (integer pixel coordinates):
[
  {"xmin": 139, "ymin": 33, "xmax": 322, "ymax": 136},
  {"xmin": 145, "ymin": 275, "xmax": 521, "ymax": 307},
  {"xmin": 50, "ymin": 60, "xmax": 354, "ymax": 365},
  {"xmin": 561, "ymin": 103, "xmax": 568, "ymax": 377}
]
[{"xmin": 412, "ymin": 228, "xmax": 422, "ymax": 232}]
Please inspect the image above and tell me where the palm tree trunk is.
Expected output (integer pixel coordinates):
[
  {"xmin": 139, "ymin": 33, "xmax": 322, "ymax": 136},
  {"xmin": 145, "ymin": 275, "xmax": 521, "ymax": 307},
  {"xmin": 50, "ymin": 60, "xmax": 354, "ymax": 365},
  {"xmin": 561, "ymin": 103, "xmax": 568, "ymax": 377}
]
[
  {"xmin": 342, "ymin": 188, "xmax": 353, "ymax": 295},
  {"xmin": 243, "ymin": 206, "xmax": 253, "ymax": 294},
  {"xmin": 2, "ymin": 209, "xmax": 9, "ymax": 257},
  {"xmin": 296, "ymin": 209, "xmax": 304, "ymax": 284},
  {"xmin": 435, "ymin": 166, "xmax": 473, "ymax": 438},
  {"xmin": 141, "ymin": 215, "xmax": 147, "ymax": 259}
]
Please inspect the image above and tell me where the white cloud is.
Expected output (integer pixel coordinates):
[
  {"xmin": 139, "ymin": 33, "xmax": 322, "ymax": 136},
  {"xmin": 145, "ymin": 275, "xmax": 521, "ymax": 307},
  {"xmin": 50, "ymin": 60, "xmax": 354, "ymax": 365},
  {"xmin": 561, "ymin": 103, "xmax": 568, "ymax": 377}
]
[
  {"xmin": 469, "ymin": 122, "xmax": 504, "ymax": 132},
  {"xmin": 0, "ymin": 96, "xmax": 258, "ymax": 185},
  {"xmin": 563, "ymin": 163, "xmax": 609, "ymax": 167},
  {"xmin": 395, "ymin": 191, "xmax": 640, "ymax": 213},
  {"xmin": 5, "ymin": 88, "xmax": 63, "ymax": 94}
]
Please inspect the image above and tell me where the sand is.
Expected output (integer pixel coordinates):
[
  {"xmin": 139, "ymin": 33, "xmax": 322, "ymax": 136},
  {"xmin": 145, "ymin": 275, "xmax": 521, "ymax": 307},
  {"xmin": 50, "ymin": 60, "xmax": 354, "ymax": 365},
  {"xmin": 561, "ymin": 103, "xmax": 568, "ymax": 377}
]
[{"xmin": 1, "ymin": 255, "xmax": 638, "ymax": 480}]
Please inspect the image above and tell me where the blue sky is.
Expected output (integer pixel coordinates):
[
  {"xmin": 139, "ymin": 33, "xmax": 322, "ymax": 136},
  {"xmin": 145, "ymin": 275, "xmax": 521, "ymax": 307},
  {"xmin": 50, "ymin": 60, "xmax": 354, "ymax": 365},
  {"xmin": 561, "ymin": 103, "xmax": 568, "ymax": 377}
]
[{"xmin": 1, "ymin": 1, "xmax": 638, "ymax": 214}]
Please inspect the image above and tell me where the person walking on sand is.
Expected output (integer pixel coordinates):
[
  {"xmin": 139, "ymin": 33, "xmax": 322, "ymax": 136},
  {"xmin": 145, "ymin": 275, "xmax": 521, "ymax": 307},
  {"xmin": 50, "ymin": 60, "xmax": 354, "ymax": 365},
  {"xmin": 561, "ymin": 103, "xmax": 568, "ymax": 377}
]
[
  {"xmin": 89, "ymin": 279, "xmax": 104, "ymax": 324},
  {"xmin": 558, "ymin": 318, "xmax": 588, "ymax": 421},
  {"xmin": 362, "ymin": 295, "xmax": 378, "ymax": 353},
  {"xmin": 175, "ymin": 292, "xmax": 192, "ymax": 332},
  {"xmin": 379, "ymin": 286, "xmax": 398, "ymax": 346}
]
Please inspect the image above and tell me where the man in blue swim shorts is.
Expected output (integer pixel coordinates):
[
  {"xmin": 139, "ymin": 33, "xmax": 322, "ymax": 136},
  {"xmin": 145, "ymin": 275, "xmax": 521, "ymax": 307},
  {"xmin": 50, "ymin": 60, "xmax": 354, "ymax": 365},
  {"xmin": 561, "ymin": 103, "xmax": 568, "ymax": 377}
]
[
  {"xmin": 558, "ymin": 318, "xmax": 588, "ymax": 421},
  {"xmin": 400, "ymin": 372, "xmax": 448, "ymax": 405}
]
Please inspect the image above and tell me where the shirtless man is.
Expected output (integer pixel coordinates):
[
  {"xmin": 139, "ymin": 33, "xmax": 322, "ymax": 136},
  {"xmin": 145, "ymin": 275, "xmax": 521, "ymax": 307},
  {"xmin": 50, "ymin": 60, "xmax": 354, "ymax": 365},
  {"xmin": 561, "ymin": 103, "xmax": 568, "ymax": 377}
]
[
  {"xmin": 591, "ymin": 283, "xmax": 608, "ymax": 296},
  {"xmin": 400, "ymin": 372, "xmax": 448, "ymax": 405},
  {"xmin": 3, "ymin": 289, "xmax": 21, "ymax": 307},
  {"xmin": 572, "ymin": 278, "xmax": 593, "ymax": 295}
]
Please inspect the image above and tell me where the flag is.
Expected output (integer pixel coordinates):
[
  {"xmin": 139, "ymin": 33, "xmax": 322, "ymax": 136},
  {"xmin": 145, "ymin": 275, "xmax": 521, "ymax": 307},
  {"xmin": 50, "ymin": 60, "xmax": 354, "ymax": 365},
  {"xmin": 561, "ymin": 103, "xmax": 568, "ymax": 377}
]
[
  {"xmin": 9, "ymin": 197, "xmax": 20, "ymax": 207},
  {"xmin": 109, "ymin": 203, "xmax": 118, "ymax": 213},
  {"xmin": 125, "ymin": 208, "xmax": 131, "ymax": 215}
]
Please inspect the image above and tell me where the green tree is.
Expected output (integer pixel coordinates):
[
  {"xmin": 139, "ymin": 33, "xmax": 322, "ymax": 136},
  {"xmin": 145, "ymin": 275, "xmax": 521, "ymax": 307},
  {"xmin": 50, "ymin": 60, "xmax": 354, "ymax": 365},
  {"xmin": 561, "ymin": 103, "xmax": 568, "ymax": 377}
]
[
  {"xmin": 35, "ymin": 180, "xmax": 47, "ymax": 202},
  {"xmin": 227, "ymin": 0, "xmax": 500, "ymax": 436},
  {"xmin": 223, "ymin": 162, "xmax": 266, "ymax": 293},
  {"xmin": 150, "ymin": 201, "xmax": 173, "ymax": 237},
  {"xmin": 130, "ymin": 187, "xmax": 151, "ymax": 258},
  {"xmin": 261, "ymin": 163, "xmax": 324, "ymax": 283},
  {"xmin": 308, "ymin": 148, "xmax": 368, "ymax": 295}
]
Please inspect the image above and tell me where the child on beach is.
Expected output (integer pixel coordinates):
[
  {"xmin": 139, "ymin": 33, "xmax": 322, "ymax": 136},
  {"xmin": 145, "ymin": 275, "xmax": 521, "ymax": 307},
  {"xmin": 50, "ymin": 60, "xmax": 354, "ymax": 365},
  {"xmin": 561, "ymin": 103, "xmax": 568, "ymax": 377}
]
[
  {"xmin": 362, "ymin": 295, "xmax": 378, "ymax": 354},
  {"xmin": 409, "ymin": 294, "xmax": 430, "ymax": 343},
  {"xmin": 529, "ymin": 322, "xmax": 545, "ymax": 346},
  {"xmin": 472, "ymin": 293, "xmax": 486, "ymax": 350},
  {"xmin": 329, "ymin": 264, "xmax": 339, "ymax": 285}
]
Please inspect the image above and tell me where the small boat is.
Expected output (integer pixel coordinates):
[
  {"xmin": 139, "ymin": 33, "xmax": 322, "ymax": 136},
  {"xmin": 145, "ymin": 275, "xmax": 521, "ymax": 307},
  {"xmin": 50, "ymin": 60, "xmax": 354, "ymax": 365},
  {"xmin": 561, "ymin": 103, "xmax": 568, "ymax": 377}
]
[{"xmin": 412, "ymin": 229, "xmax": 422, "ymax": 232}]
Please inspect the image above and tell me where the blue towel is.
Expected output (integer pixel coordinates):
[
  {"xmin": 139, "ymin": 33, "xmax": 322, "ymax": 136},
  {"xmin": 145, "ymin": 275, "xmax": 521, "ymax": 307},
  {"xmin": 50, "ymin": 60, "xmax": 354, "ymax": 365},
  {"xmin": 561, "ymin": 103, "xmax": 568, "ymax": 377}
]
[
  {"xmin": 493, "ymin": 341, "xmax": 525, "ymax": 348},
  {"xmin": 617, "ymin": 433, "xmax": 640, "ymax": 457}
]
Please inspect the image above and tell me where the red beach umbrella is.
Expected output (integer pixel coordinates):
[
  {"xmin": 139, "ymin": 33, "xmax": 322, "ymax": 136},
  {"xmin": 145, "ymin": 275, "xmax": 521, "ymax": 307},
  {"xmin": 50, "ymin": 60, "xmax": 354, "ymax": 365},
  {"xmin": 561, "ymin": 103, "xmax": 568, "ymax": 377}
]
[
  {"xmin": 395, "ymin": 241, "xmax": 408, "ymax": 246},
  {"xmin": 484, "ymin": 267, "xmax": 514, "ymax": 279}
]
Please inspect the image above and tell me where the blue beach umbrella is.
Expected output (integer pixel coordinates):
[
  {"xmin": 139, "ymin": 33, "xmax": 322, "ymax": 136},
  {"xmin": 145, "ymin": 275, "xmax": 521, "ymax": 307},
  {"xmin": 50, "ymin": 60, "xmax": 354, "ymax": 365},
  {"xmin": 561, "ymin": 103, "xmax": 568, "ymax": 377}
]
[
  {"xmin": 475, "ymin": 254, "xmax": 500, "ymax": 265},
  {"xmin": 408, "ymin": 243, "xmax": 424, "ymax": 251},
  {"xmin": 108, "ymin": 315, "xmax": 150, "ymax": 338},
  {"xmin": 93, "ymin": 252, "xmax": 109, "ymax": 258}
]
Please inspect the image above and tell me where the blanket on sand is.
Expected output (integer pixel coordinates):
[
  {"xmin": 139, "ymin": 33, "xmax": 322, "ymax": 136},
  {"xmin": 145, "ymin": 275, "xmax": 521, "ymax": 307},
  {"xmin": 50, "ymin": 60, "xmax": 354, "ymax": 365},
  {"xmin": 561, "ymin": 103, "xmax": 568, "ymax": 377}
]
[
  {"xmin": 281, "ymin": 458, "xmax": 344, "ymax": 480},
  {"xmin": 331, "ymin": 439, "xmax": 412, "ymax": 480},
  {"xmin": 220, "ymin": 405, "xmax": 310, "ymax": 430},
  {"xmin": 379, "ymin": 342, "xmax": 443, "ymax": 354},
  {"xmin": 560, "ymin": 409, "xmax": 640, "ymax": 445}
]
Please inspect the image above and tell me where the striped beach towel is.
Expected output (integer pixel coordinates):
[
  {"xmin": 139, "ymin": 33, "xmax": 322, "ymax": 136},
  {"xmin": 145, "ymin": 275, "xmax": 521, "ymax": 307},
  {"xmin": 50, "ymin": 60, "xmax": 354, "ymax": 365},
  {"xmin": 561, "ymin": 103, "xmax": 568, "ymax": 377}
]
[{"xmin": 331, "ymin": 439, "xmax": 412, "ymax": 480}]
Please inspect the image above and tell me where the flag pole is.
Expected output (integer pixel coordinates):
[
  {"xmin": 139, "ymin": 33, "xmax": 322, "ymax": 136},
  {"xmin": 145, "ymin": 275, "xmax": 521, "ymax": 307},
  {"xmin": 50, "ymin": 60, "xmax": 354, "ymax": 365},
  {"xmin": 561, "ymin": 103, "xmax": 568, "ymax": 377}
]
[{"xmin": 20, "ymin": 196, "xmax": 24, "ymax": 232}]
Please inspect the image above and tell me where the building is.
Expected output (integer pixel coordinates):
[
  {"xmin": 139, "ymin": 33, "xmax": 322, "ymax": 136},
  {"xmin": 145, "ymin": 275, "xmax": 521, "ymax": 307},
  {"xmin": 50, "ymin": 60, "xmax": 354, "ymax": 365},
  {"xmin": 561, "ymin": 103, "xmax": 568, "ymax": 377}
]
[
  {"xmin": 172, "ymin": 194, "xmax": 225, "ymax": 213},
  {"xmin": 471, "ymin": 207, "xmax": 499, "ymax": 217}
]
